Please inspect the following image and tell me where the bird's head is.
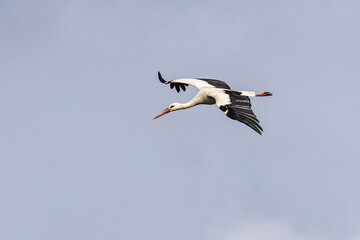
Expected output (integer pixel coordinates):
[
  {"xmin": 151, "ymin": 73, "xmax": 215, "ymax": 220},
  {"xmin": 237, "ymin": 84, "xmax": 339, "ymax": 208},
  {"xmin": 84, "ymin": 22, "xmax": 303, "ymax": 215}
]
[{"xmin": 153, "ymin": 103, "xmax": 182, "ymax": 120}]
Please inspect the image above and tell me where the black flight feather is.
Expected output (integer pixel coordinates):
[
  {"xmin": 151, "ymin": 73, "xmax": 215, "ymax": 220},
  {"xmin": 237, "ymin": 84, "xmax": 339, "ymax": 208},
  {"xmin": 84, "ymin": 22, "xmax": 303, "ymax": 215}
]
[
  {"xmin": 220, "ymin": 90, "xmax": 263, "ymax": 135},
  {"xmin": 158, "ymin": 72, "xmax": 187, "ymax": 93},
  {"xmin": 175, "ymin": 84, "xmax": 180, "ymax": 93},
  {"xmin": 158, "ymin": 71, "xmax": 167, "ymax": 83},
  {"xmin": 180, "ymin": 84, "xmax": 186, "ymax": 91}
]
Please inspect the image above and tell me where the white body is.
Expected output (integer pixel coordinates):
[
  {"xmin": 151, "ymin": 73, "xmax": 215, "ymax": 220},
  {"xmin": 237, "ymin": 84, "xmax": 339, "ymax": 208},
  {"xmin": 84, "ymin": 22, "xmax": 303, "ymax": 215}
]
[
  {"xmin": 155, "ymin": 72, "xmax": 272, "ymax": 135},
  {"xmin": 170, "ymin": 80, "xmax": 256, "ymax": 110}
]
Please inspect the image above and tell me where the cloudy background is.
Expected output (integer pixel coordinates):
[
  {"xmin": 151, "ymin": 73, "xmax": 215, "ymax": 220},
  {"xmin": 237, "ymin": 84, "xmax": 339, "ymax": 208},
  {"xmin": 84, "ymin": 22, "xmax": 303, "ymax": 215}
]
[{"xmin": 1, "ymin": 0, "xmax": 360, "ymax": 239}]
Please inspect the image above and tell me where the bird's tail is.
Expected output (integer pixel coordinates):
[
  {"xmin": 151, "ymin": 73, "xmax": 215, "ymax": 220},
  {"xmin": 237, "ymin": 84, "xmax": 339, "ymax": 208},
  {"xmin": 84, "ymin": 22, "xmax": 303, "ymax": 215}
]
[{"xmin": 231, "ymin": 90, "xmax": 272, "ymax": 97}]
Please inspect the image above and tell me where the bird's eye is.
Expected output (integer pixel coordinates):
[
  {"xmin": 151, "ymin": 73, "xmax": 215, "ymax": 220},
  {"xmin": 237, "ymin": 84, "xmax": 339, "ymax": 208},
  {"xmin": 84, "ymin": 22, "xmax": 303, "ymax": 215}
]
[{"xmin": 170, "ymin": 105, "xmax": 174, "ymax": 108}]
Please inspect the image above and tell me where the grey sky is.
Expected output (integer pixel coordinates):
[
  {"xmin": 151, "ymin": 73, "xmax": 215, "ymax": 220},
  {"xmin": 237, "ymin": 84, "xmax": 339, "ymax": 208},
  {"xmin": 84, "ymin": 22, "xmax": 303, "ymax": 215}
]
[{"xmin": 1, "ymin": 0, "xmax": 360, "ymax": 239}]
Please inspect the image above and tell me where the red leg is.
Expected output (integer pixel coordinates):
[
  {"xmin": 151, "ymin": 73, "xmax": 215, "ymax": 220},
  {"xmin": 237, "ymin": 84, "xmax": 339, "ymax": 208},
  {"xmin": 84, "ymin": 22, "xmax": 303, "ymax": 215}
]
[{"xmin": 256, "ymin": 91, "xmax": 272, "ymax": 97}]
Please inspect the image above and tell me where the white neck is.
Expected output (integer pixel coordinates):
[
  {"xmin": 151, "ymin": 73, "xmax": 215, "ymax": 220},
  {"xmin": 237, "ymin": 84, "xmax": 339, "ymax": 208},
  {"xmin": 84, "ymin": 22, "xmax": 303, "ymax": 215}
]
[
  {"xmin": 174, "ymin": 90, "xmax": 212, "ymax": 110},
  {"xmin": 179, "ymin": 101, "xmax": 196, "ymax": 110},
  {"xmin": 177, "ymin": 98, "xmax": 200, "ymax": 110}
]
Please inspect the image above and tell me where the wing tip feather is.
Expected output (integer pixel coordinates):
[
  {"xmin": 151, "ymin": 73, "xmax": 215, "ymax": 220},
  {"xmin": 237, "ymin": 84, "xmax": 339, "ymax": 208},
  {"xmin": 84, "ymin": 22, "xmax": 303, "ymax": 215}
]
[{"xmin": 158, "ymin": 71, "xmax": 167, "ymax": 84}]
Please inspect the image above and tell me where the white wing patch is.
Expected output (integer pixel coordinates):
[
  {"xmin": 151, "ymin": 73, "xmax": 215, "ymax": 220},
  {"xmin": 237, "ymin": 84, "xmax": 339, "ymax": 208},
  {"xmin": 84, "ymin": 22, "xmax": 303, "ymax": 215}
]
[
  {"xmin": 208, "ymin": 90, "xmax": 231, "ymax": 107},
  {"xmin": 172, "ymin": 78, "xmax": 217, "ymax": 90},
  {"xmin": 208, "ymin": 89, "xmax": 256, "ymax": 107},
  {"xmin": 238, "ymin": 91, "xmax": 256, "ymax": 97}
]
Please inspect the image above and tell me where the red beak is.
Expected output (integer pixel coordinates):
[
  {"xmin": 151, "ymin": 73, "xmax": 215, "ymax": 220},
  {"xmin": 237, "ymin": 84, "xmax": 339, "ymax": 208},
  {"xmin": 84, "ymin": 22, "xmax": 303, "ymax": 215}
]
[{"xmin": 153, "ymin": 108, "xmax": 170, "ymax": 120}]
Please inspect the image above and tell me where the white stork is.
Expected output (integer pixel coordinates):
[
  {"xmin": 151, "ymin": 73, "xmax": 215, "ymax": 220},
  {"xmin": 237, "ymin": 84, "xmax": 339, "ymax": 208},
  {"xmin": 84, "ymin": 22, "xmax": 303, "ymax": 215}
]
[{"xmin": 153, "ymin": 72, "xmax": 272, "ymax": 135}]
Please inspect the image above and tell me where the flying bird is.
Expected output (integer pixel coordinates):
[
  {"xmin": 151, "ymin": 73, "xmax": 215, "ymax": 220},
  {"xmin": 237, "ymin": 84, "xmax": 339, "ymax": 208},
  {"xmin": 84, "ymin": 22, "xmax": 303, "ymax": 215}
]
[{"xmin": 154, "ymin": 72, "xmax": 272, "ymax": 135}]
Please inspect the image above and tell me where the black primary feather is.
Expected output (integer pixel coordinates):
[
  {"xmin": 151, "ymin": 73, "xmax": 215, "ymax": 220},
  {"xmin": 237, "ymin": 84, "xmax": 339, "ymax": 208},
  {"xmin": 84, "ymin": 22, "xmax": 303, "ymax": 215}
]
[
  {"xmin": 180, "ymin": 84, "xmax": 186, "ymax": 91},
  {"xmin": 220, "ymin": 90, "xmax": 263, "ymax": 135},
  {"xmin": 158, "ymin": 72, "xmax": 187, "ymax": 93},
  {"xmin": 175, "ymin": 84, "xmax": 180, "ymax": 93},
  {"xmin": 158, "ymin": 71, "xmax": 167, "ymax": 83}
]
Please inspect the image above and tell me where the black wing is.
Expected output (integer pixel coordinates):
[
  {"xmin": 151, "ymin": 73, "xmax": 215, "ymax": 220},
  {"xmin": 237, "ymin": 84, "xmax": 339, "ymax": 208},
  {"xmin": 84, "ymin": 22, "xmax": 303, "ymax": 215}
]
[
  {"xmin": 195, "ymin": 78, "xmax": 231, "ymax": 89},
  {"xmin": 219, "ymin": 90, "xmax": 263, "ymax": 135},
  {"xmin": 158, "ymin": 71, "xmax": 188, "ymax": 93},
  {"xmin": 158, "ymin": 72, "xmax": 232, "ymax": 92}
]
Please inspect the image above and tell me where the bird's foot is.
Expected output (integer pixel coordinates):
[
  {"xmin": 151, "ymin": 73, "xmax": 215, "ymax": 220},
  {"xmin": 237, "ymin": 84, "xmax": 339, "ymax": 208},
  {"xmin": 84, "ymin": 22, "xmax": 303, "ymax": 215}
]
[{"xmin": 256, "ymin": 91, "xmax": 272, "ymax": 97}]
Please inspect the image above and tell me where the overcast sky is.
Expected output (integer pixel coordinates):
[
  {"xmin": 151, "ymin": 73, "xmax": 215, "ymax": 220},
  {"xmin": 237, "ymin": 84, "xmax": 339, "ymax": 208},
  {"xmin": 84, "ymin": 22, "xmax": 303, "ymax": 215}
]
[{"xmin": 1, "ymin": 0, "xmax": 360, "ymax": 239}]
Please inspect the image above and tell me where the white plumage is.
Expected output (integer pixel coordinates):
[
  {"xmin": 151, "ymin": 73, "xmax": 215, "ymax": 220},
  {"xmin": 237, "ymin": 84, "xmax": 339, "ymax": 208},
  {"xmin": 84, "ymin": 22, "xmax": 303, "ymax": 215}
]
[{"xmin": 154, "ymin": 72, "xmax": 272, "ymax": 135}]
